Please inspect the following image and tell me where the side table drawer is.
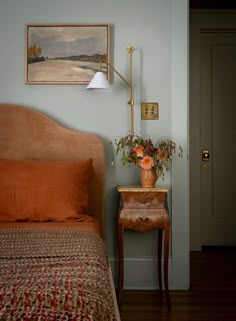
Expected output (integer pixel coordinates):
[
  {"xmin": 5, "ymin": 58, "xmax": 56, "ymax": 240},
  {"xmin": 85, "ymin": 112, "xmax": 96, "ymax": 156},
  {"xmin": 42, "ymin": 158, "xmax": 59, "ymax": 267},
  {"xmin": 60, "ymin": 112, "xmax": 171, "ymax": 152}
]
[
  {"xmin": 121, "ymin": 191, "xmax": 166, "ymax": 209},
  {"xmin": 119, "ymin": 208, "xmax": 165, "ymax": 232}
]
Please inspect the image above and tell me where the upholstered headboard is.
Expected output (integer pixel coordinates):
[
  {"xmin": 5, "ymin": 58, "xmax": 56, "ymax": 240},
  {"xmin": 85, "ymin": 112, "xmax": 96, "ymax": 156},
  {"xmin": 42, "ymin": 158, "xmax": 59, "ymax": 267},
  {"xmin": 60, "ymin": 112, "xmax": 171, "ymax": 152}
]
[{"xmin": 0, "ymin": 104, "xmax": 105, "ymax": 236}]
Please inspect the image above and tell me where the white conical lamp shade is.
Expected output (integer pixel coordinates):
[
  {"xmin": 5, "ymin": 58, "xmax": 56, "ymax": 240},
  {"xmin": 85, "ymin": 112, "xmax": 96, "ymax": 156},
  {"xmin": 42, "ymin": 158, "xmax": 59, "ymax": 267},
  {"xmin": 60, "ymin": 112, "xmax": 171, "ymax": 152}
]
[{"xmin": 86, "ymin": 72, "xmax": 111, "ymax": 91}]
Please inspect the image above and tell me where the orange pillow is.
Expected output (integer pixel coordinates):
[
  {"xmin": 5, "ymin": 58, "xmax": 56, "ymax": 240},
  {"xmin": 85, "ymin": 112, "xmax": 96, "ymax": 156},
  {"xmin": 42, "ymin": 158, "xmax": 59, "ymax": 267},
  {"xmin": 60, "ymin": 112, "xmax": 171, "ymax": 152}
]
[{"xmin": 0, "ymin": 159, "xmax": 93, "ymax": 222}]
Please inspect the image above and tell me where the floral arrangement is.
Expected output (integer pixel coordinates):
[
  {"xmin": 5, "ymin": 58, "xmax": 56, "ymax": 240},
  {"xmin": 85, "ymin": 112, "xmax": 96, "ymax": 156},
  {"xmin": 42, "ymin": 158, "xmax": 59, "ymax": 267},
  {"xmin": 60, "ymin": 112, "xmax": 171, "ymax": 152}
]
[{"xmin": 115, "ymin": 134, "xmax": 176, "ymax": 179}]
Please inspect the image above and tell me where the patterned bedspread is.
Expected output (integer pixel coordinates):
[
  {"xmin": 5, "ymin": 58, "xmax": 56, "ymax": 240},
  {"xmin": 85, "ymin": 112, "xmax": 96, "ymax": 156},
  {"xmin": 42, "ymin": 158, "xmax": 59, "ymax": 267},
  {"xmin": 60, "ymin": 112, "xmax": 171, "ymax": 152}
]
[{"xmin": 0, "ymin": 229, "xmax": 116, "ymax": 321}]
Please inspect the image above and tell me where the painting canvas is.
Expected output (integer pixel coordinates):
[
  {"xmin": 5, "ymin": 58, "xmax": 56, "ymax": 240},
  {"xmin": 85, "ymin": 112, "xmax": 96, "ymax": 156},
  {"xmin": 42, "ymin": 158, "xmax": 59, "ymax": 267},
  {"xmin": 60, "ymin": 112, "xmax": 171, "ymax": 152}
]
[{"xmin": 25, "ymin": 24, "xmax": 110, "ymax": 84}]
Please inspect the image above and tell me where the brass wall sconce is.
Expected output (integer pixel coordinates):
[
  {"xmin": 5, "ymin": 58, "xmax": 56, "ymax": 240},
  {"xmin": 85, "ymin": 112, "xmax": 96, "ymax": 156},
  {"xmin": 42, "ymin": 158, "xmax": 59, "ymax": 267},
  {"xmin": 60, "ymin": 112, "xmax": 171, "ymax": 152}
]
[{"xmin": 86, "ymin": 46, "xmax": 135, "ymax": 135}]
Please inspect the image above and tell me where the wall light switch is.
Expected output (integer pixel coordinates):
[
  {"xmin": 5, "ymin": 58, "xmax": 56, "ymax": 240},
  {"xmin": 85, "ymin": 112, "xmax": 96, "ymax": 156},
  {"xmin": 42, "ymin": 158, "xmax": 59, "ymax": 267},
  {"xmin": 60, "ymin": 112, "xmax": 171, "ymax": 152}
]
[{"xmin": 141, "ymin": 102, "xmax": 159, "ymax": 120}]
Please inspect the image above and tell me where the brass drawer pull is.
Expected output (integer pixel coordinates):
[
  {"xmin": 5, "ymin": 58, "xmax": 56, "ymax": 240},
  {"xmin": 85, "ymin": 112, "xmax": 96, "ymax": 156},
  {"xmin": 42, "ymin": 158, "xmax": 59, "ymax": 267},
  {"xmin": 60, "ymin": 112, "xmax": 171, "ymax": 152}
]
[
  {"xmin": 139, "ymin": 200, "xmax": 149, "ymax": 204},
  {"xmin": 138, "ymin": 217, "xmax": 149, "ymax": 222}
]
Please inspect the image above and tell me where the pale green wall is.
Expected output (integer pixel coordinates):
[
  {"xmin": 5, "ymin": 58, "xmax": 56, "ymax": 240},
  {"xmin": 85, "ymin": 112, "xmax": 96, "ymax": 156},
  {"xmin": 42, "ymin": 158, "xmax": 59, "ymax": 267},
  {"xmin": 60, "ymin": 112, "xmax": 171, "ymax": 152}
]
[{"xmin": 0, "ymin": 0, "xmax": 189, "ymax": 289}]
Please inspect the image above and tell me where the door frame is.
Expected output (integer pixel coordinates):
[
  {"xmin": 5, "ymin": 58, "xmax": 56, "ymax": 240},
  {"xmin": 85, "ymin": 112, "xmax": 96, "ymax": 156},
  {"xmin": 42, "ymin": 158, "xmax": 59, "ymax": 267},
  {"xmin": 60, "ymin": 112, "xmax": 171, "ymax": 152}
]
[{"xmin": 190, "ymin": 9, "xmax": 236, "ymax": 250}]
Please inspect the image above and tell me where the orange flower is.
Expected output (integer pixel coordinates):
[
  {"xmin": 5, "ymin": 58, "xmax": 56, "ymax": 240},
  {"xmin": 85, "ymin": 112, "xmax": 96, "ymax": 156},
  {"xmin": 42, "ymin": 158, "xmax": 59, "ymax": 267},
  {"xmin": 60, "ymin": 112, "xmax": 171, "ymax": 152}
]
[
  {"xmin": 163, "ymin": 152, "xmax": 168, "ymax": 159},
  {"xmin": 157, "ymin": 149, "xmax": 168, "ymax": 160},
  {"xmin": 140, "ymin": 156, "xmax": 154, "ymax": 170},
  {"xmin": 133, "ymin": 145, "xmax": 144, "ymax": 157}
]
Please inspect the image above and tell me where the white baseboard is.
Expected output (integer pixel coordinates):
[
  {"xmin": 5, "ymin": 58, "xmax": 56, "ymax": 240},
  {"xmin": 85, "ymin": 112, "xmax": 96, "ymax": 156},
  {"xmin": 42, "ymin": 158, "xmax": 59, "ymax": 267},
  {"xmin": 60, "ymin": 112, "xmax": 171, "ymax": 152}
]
[{"xmin": 109, "ymin": 257, "xmax": 172, "ymax": 290}]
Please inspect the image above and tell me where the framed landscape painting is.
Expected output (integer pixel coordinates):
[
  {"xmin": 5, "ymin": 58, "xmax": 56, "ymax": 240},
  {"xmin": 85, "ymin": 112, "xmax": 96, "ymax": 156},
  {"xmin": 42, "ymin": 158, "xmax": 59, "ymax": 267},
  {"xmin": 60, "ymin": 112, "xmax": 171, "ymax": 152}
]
[{"xmin": 25, "ymin": 24, "xmax": 110, "ymax": 84}]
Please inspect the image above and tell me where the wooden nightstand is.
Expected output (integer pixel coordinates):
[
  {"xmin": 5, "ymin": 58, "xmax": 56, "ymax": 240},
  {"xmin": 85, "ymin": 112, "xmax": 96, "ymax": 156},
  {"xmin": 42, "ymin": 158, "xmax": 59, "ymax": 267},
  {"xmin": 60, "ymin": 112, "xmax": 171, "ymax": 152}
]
[{"xmin": 116, "ymin": 185, "xmax": 170, "ymax": 306}]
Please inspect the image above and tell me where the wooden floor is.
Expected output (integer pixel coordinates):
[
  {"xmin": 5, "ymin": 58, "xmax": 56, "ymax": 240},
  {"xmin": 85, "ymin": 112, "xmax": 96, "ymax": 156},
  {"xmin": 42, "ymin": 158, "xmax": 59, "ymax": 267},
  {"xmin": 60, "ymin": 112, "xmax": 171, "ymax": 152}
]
[{"xmin": 119, "ymin": 247, "xmax": 236, "ymax": 321}]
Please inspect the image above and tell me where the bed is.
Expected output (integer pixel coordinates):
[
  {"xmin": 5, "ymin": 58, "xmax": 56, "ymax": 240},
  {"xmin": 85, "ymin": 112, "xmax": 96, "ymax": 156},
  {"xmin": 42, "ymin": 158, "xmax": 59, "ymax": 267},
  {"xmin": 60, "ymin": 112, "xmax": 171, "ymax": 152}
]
[{"xmin": 0, "ymin": 104, "xmax": 120, "ymax": 321}]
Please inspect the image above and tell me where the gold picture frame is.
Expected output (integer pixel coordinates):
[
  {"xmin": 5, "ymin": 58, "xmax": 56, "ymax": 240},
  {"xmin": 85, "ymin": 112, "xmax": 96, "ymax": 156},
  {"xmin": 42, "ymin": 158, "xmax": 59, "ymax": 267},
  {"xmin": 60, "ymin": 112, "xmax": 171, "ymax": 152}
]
[{"xmin": 25, "ymin": 24, "xmax": 110, "ymax": 84}]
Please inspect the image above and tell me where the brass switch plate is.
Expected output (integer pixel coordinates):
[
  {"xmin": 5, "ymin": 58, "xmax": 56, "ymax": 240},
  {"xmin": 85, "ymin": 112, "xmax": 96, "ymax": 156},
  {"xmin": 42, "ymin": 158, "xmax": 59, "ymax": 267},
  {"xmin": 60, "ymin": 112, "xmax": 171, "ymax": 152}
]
[{"xmin": 141, "ymin": 102, "xmax": 159, "ymax": 120}]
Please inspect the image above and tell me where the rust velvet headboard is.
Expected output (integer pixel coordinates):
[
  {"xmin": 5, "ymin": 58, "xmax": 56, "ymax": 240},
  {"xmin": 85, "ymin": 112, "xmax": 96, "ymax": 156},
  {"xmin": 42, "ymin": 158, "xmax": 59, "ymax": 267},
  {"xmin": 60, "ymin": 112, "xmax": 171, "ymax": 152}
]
[{"xmin": 0, "ymin": 104, "xmax": 105, "ymax": 236}]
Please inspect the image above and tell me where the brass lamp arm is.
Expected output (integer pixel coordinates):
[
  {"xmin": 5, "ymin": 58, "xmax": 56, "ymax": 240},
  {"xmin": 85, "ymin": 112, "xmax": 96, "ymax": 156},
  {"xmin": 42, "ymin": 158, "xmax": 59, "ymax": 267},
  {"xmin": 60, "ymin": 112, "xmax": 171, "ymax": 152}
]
[
  {"xmin": 97, "ymin": 45, "xmax": 135, "ymax": 135},
  {"xmin": 108, "ymin": 62, "xmax": 131, "ymax": 88},
  {"xmin": 108, "ymin": 45, "xmax": 135, "ymax": 134}
]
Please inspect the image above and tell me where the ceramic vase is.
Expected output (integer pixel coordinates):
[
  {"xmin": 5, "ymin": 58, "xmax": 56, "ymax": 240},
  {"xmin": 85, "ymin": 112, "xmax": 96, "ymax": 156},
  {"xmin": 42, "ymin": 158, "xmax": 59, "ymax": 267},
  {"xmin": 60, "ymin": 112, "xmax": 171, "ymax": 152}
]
[{"xmin": 140, "ymin": 168, "xmax": 158, "ymax": 188}]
